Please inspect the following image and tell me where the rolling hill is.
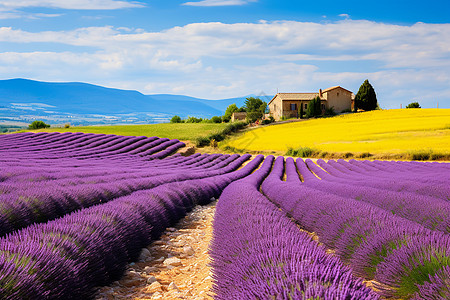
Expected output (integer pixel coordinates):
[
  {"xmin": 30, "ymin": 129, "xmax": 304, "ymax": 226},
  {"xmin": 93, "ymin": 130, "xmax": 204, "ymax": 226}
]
[{"xmin": 0, "ymin": 79, "xmax": 249, "ymax": 125}]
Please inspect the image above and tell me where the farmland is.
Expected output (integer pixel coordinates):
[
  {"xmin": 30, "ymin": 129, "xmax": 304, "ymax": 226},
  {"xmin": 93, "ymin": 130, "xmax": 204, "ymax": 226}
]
[
  {"xmin": 27, "ymin": 122, "xmax": 228, "ymax": 141},
  {"xmin": 224, "ymin": 109, "xmax": 450, "ymax": 159},
  {"xmin": 1, "ymin": 131, "xmax": 449, "ymax": 299}
]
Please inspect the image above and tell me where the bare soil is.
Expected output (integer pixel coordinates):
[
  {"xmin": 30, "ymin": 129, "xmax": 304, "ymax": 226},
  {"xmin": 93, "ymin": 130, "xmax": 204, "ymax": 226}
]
[{"xmin": 95, "ymin": 201, "xmax": 216, "ymax": 300}]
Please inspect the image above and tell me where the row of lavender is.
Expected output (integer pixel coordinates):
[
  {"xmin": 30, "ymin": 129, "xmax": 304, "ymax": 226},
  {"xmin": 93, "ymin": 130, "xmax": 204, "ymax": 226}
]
[
  {"xmin": 0, "ymin": 132, "xmax": 185, "ymax": 160},
  {"xmin": 212, "ymin": 155, "xmax": 448, "ymax": 299},
  {"xmin": 0, "ymin": 132, "xmax": 260, "ymax": 299},
  {"xmin": 262, "ymin": 157, "xmax": 450, "ymax": 299},
  {"xmin": 0, "ymin": 133, "xmax": 248, "ymax": 237},
  {"xmin": 210, "ymin": 155, "xmax": 380, "ymax": 299}
]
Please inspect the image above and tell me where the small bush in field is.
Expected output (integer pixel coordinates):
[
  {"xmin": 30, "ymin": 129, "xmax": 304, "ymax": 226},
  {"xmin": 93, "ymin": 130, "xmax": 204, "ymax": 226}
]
[
  {"xmin": 28, "ymin": 120, "xmax": 50, "ymax": 129},
  {"xmin": 210, "ymin": 139, "xmax": 218, "ymax": 148},
  {"xmin": 210, "ymin": 116, "xmax": 222, "ymax": 123},
  {"xmin": 170, "ymin": 115, "xmax": 182, "ymax": 123},
  {"xmin": 406, "ymin": 102, "xmax": 421, "ymax": 108},
  {"xmin": 286, "ymin": 146, "xmax": 317, "ymax": 157}
]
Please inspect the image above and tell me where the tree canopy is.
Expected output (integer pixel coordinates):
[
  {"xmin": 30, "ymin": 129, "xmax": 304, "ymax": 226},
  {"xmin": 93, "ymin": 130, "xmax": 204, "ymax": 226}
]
[
  {"xmin": 223, "ymin": 104, "xmax": 240, "ymax": 122},
  {"xmin": 406, "ymin": 102, "xmax": 421, "ymax": 108},
  {"xmin": 170, "ymin": 115, "xmax": 182, "ymax": 123},
  {"xmin": 354, "ymin": 79, "xmax": 378, "ymax": 111},
  {"xmin": 28, "ymin": 120, "xmax": 50, "ymax": 129},
  {"xmin": 244, "ymin": 97, "xmax": 267, "ymax": 123}
]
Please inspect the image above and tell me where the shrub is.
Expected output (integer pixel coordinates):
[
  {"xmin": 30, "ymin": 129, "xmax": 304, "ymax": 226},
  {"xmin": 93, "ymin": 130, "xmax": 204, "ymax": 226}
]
[
  {"xmin": 210, "ymin": 116, "xmax": 222, "ymax": 123},
  {"xmin": 210, "ymin": 139, "xmax": 218, "ymax": 148},
  {"xmin": 195, "ymin": 136, "xmax": 210, "ymax": 147},
  {"xmin": 64, "ymin": 123, "xmax": 71, "ymax": 128},
  {"xmin": 286, "ymin": 146, "xmax": 317, "ymax": 157},
  {"xmin": 359, "ymin": 152, "xmax": 373, "ymax": 158},
  {"xmin": 430, "ymin": 153, "xmax": 449, "ymax": 160},
  {"xmin": 409, "ymin": 150, "xmax": 432, "ymax": 161},
  {"xmin": 343, "ymin": 152, "xmax": 354, "ymax": 158},
  {"xmin": 269, "ymin": 116, "xmax": 275, "ymax": 123},
  {"xmin": 318, "ymin": 152, "xmax": 329, "ymax": 158},
  {"xmin": 28, "ymin": 120, "xmax": 50, "ymax": 129},
  {"xmin": 185, "ymin": 116, "xmax": 203, "ymax": 123},
  {"xmin": 406, "ymin": 102, "xmax": 421, "ymax": 108},
  {"xmin": 246, "ymin": 111, "xmax": 261, "ymax": 123},
  {"xmin": 195, "ymin": 122, "xmax": 247, "ymax": 148},
  {"xmin": 170, "ymin": 115, "xmax": 182, "ymax": 123},
  {"xmin": 261, "ymin": 119, "xmax": 271, "ymax": 125},
  {"xmin": 325, "ymin": 107, "xmax": 337, "ymax": 117}
]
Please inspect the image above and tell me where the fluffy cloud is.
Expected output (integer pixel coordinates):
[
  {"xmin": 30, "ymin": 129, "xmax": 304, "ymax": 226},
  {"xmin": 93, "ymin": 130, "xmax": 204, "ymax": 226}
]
[
  {"xmin": 0, "ymin": 20, "xmax": 449, "ymax": 107},
  {"xmin": 183, "ymin": 0, "xmax": 257, "ymax": 6}
]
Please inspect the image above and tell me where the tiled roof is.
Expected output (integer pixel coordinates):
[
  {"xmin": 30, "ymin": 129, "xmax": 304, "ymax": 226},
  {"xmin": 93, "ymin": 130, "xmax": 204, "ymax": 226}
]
[
  {"xmin": 277, "ymin": 93, "xmax": 319, "ymax": 100},
  {"xmin": 269, "ymin": 93, "xmax": 319, "ymax": 104},
  {"xmin": 322, "ymin": 86, "xmax": 353, "ymax": 94}
]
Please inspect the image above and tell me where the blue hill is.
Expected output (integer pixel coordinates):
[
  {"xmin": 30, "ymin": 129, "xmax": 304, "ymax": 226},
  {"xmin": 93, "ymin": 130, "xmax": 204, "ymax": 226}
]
[
  {"xmin": 0, "ymin": 79, "xmax": 269, "ymax": 125},
  {"xmin": 0, "ymin": 79, "xmax": 252, "ymax": 125}
]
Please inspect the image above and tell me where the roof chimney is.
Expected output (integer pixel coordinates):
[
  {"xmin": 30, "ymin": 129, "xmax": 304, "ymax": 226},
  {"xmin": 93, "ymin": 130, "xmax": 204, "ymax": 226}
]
[{"xmin": 319, "ymin": 89, "xmax": 323, "ymax": 97}]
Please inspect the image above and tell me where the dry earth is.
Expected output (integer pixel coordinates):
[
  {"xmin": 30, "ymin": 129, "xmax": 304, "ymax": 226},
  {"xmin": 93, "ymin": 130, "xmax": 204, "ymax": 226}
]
[{"xmin": 95, "ymin": 201, "xmax": 216, "ymax": 300}]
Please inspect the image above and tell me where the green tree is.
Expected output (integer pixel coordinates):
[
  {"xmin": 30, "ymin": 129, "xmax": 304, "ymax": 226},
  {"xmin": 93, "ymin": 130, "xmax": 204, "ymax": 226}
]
[
  {"xmin": 28, "ymin": 120, "xmax": 50, "ymax": 129},
  {"xmin": 355, "ymin": 79, "xmax": 378, "ymax": 111},
  {"xmin": 406, "ymin": 102, "xmax": 421, "ymax": 108},
  {"xmin": 170, "ymin": 115, "xmax": 182, "ymax": 123},
  {"xmin": 185, "ymin": 116, "xmax": 202, "ymax": 123},
  {"xmin": 210, "ymin": 116, "xmax": 222, "ymax": 123},
  {"xmin": 306, "ymin": 96, "xmax": 322, "ymax": 118},
  {"xmin": 223, "ymin": 104, "xmax": 239, "ymax": 122},
  {"xmin": 244, "ymin": 97, "xmax": 267, "ymax": 122}
]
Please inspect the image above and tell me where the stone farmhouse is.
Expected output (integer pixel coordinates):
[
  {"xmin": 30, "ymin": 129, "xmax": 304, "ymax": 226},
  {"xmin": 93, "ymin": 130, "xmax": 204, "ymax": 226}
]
[{"xmin": 268, "ymin": 86, "xmax": 354, "ymax": 120}]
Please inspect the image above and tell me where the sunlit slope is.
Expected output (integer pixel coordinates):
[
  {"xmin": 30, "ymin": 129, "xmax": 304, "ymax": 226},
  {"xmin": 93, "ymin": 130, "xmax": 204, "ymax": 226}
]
[
  {"xmin": 30, "ymin": 123, "xmax": 227, "ymax": 141},
  {"xmin": 226, "ymin": 109, "xmax": 450, "ymax": 154}
]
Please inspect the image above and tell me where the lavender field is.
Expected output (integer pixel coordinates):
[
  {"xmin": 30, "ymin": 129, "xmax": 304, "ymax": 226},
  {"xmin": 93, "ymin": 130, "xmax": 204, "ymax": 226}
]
[{"xmin": 0, "ymin": 132, "xmax": 449, "ymax": 299}]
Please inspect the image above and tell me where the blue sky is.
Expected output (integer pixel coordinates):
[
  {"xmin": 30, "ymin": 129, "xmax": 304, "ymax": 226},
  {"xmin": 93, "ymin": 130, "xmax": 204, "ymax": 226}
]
[{"xmin": 0, "ymin": 0, "xmax": 449, "ymax": 108}]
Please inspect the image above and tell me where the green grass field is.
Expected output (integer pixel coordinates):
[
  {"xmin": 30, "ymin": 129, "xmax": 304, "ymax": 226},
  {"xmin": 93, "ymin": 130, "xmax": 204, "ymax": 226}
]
[{"xmin": 28, "ymin": 123, "xmax": 228, "ymax": 141}]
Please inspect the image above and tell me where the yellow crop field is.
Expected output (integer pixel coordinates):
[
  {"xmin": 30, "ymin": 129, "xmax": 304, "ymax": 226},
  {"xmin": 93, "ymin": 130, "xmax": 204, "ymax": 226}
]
[{"xmin": 225, "ymin": 109, "xmax": 450, "ymax": 158}]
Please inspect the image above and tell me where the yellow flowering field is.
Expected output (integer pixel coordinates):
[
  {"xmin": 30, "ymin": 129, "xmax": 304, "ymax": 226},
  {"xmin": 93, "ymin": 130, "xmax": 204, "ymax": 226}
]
[{"xmin": 225, "ymin": 109, "xmax": 450, "ymax": 157}]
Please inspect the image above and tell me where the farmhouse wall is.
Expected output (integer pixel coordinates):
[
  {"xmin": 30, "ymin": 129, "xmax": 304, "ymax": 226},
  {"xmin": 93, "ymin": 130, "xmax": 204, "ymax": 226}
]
[
  {"xmin": 268, "ymin": 95, "xmax": 283, "ymax": 120},
  {"xmin": 323, "ymin": 87, "xmax": 352, "ymax": 112}
]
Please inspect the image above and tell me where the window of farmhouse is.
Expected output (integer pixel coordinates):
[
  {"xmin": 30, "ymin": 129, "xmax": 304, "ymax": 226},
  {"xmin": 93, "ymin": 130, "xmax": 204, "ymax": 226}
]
[
  {"xmin": 304, "ymin": 104, "xmax": 307, "ymax": 109},
  {"xmin": 290, "ymin": 103, "xmax": 297, "ymax": 111}
]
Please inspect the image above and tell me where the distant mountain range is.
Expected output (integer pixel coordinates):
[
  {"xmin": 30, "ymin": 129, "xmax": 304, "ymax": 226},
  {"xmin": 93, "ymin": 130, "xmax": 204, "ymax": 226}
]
[{"xmin": 0, "ymin": 79, "xmax": 269, "ymax": 126}]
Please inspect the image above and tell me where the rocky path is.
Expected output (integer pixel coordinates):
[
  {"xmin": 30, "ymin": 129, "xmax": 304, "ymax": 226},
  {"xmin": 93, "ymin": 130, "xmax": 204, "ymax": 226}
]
[{"xmin": 95, "ymin": 201, "xmax": 216, "ymax": 300}]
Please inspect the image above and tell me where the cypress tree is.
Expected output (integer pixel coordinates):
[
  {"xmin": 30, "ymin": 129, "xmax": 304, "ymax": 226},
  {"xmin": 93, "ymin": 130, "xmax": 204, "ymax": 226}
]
[
  {"xmin": 306, "ymin": 96, "xmax": 322, "ymax": 118},
  {"xmin": 355, "ymin": 79, "xmax": 378, "ymax": 111}
]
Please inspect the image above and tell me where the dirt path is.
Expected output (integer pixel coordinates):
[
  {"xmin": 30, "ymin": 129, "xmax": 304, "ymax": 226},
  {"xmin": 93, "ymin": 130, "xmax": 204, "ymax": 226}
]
[{"xmin": 95, "ymin": 201, "xmax": 216, "ymax": 300}]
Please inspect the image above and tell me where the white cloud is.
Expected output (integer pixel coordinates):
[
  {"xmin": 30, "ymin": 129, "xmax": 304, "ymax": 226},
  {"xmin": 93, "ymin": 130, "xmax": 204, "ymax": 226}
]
[
  {"xmin": 0, "ymin": 20, "xmax": 449, "ymax": 107},
  {"xmin": 0, "ymin": 0, "xmax": 144, "ymax": 10},
  {"xmin": 183, "ymin": 0, "xmax": 257, "ymax": 7}
]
